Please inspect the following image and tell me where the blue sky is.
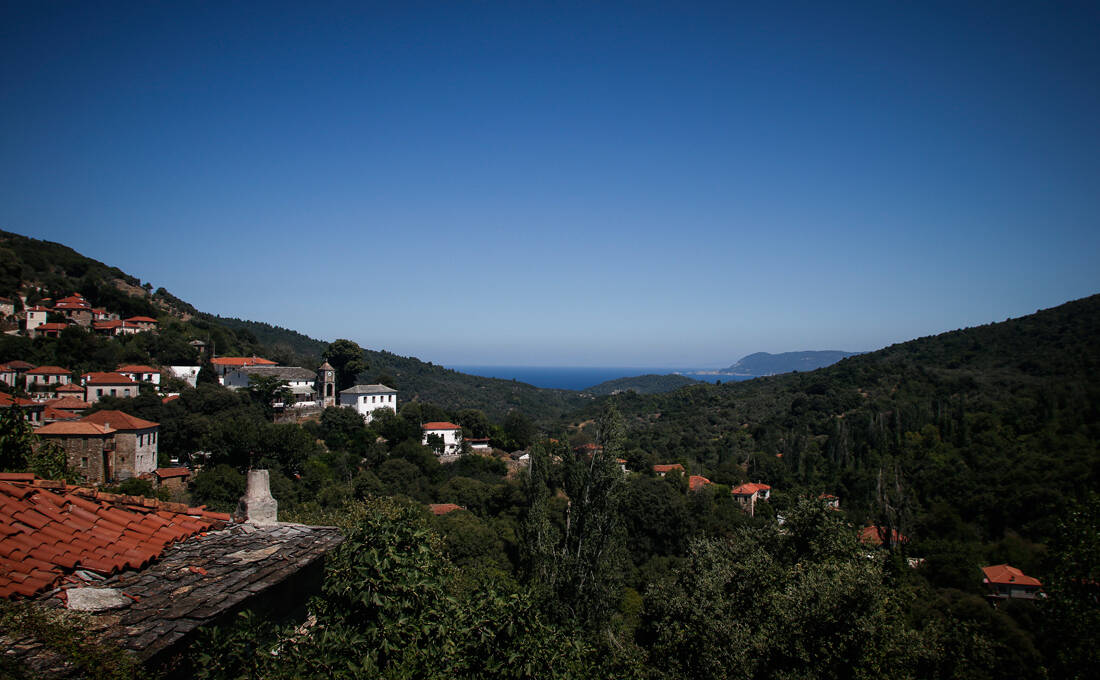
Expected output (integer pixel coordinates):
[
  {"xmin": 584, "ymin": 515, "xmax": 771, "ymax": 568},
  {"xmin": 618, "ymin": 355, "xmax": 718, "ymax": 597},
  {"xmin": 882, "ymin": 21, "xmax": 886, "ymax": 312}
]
[{"xmin": 2, "ymin": 1, "xmax": 1098, "ymax": 367}]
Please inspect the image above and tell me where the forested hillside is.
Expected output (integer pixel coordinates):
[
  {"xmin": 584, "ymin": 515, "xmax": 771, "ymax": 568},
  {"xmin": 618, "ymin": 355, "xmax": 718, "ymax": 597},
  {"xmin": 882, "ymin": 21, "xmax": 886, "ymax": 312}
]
[{"xmin": 583, "ymin": 373, "xmax": 703, "ymax": 396}]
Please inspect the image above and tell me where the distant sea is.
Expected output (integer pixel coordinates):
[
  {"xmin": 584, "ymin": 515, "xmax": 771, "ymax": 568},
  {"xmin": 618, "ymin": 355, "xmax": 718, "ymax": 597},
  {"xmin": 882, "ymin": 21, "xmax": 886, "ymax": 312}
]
[{"xmin": 448, "ymin": 365, "xmax": 752, "ymax": 391}]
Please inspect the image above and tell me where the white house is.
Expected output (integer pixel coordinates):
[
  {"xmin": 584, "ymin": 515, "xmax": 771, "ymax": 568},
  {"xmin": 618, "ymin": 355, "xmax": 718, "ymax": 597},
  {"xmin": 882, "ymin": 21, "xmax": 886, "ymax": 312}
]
[
  {"xmin": 116, "ymin": 364, "xmax": 161, "ymax": 385},
  {"xmin": 24, "ymin": 305, "xmax": 49, "ymax": 332},
  {"xmin": 422, "ymin": 422, "xmax": 462, "ymax": 455},
  {"xmin": 223, "ymin": 365, "xmax": 319, "ymax": 405},
  {"xmin": 169, "ymin": 365, "xmax": 202, "ymax": 388},
  {"xmin": 339, "ymin": 384, "xmax": 397, "ymax": 423}
]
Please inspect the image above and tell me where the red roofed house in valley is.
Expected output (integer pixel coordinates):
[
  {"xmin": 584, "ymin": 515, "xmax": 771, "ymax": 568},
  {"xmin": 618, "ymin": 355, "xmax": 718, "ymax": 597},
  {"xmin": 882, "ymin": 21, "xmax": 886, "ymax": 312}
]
[
  {"xmin": 689, "ymin": 475, "xmax": 713, "ymax": 492},
  {"xmin": 982, "ymin": 564, "xmax": 1043, "ymax": 600},
  {"xmin": 83, "ymin": 371, "xmax": 139, "ymax": 404},
  {"xmin": 428, "ymin": 503, "xmax": 463, "ymax": 515},
  {"xmin": 422, "ymin": 422, "xmax": 462, "ymax": 455},
  {"xmin": 123, "ymin": 316, "xmax": 158, "ymax": 332},
  {"xmin": 81, "ymin": 410, "xmax": 159, "ymax": 480},
  {"xmin": 53, "ymin": 293, "xmax": 93, "ymax": 326},
  {"xmin": 211, "ymin": 356, "xmax": 277, "ymax": 383},
  {"xmin": 653, "ymin": 463, "xmax": 685, "ymax": 477},
  {"xmin": 24, "ymin": 365, "xmax": 73, "ymax": 395},
  {"xmin": 859, "ymin": 525, "xmax": 909, "ymax": 548},
  {"xmin": 116, "ymin": 364, "xmax": 161, "ymax": 385},
  {"xmin": 0, "ymin": 472, "xmax": 342, "ymax": 674},
  {"xmin": 0, "ymin": 392, "xmax": 45, "ymax": 425},
  {"xmin": 33, "ymin": 322, "xmax": 70, "ymax": 338},
  {"xmin": 731, "ymin": 483, "xmax": 772, "ymax": 516},
  {"xmin": 34, "ymin": 421, "xmax": 117, "ymax": 482}
]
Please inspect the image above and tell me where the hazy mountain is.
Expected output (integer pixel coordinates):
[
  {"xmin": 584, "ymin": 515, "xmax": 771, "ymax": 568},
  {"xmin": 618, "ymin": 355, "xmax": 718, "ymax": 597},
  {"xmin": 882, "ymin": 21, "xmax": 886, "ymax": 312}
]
[{"xmin": 720, "ymin": 350, "xmax": 859, "ymax": 376}]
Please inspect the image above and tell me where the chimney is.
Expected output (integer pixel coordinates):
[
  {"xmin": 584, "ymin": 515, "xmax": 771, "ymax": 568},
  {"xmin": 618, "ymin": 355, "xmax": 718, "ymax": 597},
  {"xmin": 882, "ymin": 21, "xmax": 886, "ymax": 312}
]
[{"xmin": 237, "ymin": 469, "xmax": 278, "ymax": 525}]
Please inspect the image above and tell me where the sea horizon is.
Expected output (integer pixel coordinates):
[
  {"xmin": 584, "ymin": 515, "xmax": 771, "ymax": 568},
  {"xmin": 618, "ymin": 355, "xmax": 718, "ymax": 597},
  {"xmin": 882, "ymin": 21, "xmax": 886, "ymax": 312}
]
[{"xmin": 446, "ymin": 364, "xmax": 748, "ymax": 391}]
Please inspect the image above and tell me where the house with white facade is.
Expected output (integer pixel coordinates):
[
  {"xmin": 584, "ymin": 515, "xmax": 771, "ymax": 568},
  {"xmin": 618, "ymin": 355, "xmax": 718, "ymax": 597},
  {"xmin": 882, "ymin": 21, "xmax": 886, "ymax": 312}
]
[
  {"xmin": 23, "ymin": 306, "xmax": 49, "ymax": 333},
  {"xmin": 169, "ymin": 365, "xmax": 202, "ymax": 388},
  {"xmin": 339, "ymin": 384, "xmax": 397, "ymax": 422},
  {"xmin": 223, "ymin": 365, "xmax": 319, "ymax": 406},
  {"xmin": 24, "ymin": 366, "xmax": 73, "ymax": 392},
  {"xmin": 82, "ymin": 372, "xmax": 140, "ymax": 404},
  {"xmin": 116, "ymin": 364, "xmax": 161, "ymax": 385},
  {"xmin": 210, "ymin": 356, "xmax": 277, "ymax": 383},
  {"xmin": 422, "ymin": 422, "xmax": 462, "ymax": 455}
]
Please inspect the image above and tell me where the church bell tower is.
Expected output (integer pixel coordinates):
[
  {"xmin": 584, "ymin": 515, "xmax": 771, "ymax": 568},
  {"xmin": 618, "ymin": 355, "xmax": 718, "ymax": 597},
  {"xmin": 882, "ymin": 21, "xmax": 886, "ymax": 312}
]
[{"xmin": 318, "ymin": 361, "xmax": 336, "ymax": 408}]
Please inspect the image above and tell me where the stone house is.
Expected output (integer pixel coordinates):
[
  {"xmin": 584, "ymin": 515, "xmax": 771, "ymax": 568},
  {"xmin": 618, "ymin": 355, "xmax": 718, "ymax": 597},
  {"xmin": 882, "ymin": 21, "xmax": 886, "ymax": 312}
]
[
  {"xmin": 35, "ymin": 421, "xmax": 117, "ymax": 482},
  {"xmin": 53, "ymin": 294, "xmax": 93, "ymax": 326},
  {"xmin": 152, "ymin": 466, "xmax": 190, "ymax": 496},
  {"xmin": 210, "ymin": 356, "xmax": 277, "ymax": 383},
  {"xmin": 82, "ymin": 372, "xmax": 140, "ymax": 403},
  {"xmin": 339, "ymin": 383, "xmax": 398, "ymax": 422},
  {"xmin": 0, "ymin": 392, "xmax": 44, "ymax": 425},
  {"xmin": 81, "ymin": 410, "xmax": 159, "ymax": 480}
]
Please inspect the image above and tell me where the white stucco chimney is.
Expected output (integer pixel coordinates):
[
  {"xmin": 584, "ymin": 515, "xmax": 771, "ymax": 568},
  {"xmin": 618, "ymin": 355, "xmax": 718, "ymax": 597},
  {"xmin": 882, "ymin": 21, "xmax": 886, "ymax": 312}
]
[{"xmin": 237, "ymin": 469, "xmax": 278, "ymax": 525}]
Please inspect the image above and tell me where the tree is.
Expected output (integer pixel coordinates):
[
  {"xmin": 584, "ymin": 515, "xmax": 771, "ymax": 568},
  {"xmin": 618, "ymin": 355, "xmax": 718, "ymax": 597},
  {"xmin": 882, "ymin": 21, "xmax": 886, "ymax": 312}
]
[
  {"xmin": 641, "ymin": 499, "xmax": 930, "ymax": 680},
  {"xmin": 247, "ymin": 374, "xmax": 293, "ymax": 418},
  {"xmin": 522, "ymin": 405, "xmax": 628, "ymax": 630},
  {"xmin": 322, "ymin": 339, "xmax": 368, "ymax": 392}
]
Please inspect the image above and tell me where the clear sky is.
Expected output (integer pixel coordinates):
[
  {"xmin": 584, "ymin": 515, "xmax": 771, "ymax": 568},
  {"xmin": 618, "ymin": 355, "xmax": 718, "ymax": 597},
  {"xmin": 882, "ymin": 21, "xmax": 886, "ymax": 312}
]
[{"xmin": 2, "ymin": 1, "xmax": 1098, "ymax": 367}]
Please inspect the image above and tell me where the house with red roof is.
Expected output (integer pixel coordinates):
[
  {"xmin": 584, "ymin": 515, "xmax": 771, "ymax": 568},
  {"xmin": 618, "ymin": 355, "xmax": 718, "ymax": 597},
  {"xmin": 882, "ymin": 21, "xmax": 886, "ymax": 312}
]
[
  {"xmin": 24, "ymin": 365, "xmax": 73, "ymax": 393},
  {"xmin": 428, "ymin": 503, "xmax": 464, "ymax": 516},
  {"xmin": 32, "ymin": 321, "xmax": 70, "ymax": 338},
  {"xmin": 0, "ymin": 392, "xmax": 45, "ymax": 425},
  {"xmin": 23, "ymin": 305, "xmax": 49, "ymax": 333},
  {"xmin": 35, "ymin": 420, "xmax": 117, "ymax": 482},
  {"xmin": 689, "ymin": 475, "xmax": 713, "ymax": 492},
  {"xmin": 0, "ymin": 473, "xmax": 342, "ymax": 675},
  {"xmin": 116, "ymin": 364, "xmax": 161, "ymax": 385},
  {"xmin": 53, "ymin": 293, "xmax": 93, "ymax": 326},
  {"xmin": 731, "ymin": 482, "xmax": 772, "ymax": 516},
  {"xmin": 210, "ymin": 356, "xmax": 277, "ymax": 383},
  {"xmin": 653, "ymin": 463, "xmax": 685, "ymax": 477},
  {"xmin": 422, "ymin": 422, "xmax": 462, "ymax": 455},
  {"xmin": 42, "ymin": 405, "xmax": 81, "ymax": 423},
  {"xmin": 43, "ymin": 396, "xmax": 91, "ymax": 416},
  {"xmin": 858, "ymin": 525, "xmax": 909, "ymax": 548},
  {"xmin": 82, "ymin": 410, "xmax": 159, "ymax": 480},
  {"xmin": 981, "ymin": 564, "xmax": 1043, "ymax": 600},
  {"xmin": 820, "ymin": 493, "xmax": 840, "ymax": 509},
  {"xmin": 0, "ymin": 363, "xmax": 18, "ymax": 388},
  {"xmin": 82, "ymin": 372, "xmax": 139, "ymax": 404},
  {"xmin": 123, "ymin": 315, "xmax": 158, "ymax": 332},
  {"xmin": 92, "ymin": 318, "xmax": 123, "ymax": 335},
  {"xmin": 152, "ymin": 467, "xmax": 191, "ymax": 495}
]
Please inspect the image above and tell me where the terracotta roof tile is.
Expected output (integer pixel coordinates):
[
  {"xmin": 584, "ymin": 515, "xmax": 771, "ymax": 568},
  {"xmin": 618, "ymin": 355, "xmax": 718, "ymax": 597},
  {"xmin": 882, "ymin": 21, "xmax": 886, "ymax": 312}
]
[
  {"xmin": 82, "ymin": 371, "xmax": 136, "ymax": 385},
  {"xmin": 81, "ymin": 409, "xmax": 159, "ymax": 430},
  {"xmin": 653, "ymin": 463, "xmax": 685, "ymax": 474},
  {"xmin": 730, "ymin": 482, "xmax": 771, "ymax": 496},
  {"xmin": 154, "ymin": 467, "xmax": 190, "ymax": 479},
  {"xmin": 123, "ymin": 316, "xmax": 158, "ymax": 323},
  {"xmin": 689, "ymin": 475, "xmax": 713, "ymax": 491},
  {"xmin": 422, "ymin": 422, "xmax": 461, "ymax": 430},
  {"xmin": 35, "ymin": 421, "xmax": 114, "ymax": 436},
  {"xmin": 428, "ymin": 503, "xmax": 463, "ymax": 515},
  {"xmin": 25, "ymin": 365, "xmax": 72, "ymax": 375},
  {"xmin": 858, "ymin": 525, "xmax": 909, "ymax": 546},
  {"xmin": 44, "ymin": 396, "xmax": 91, "ymax": 410},
  {"xmin": 210, "ymin": 356, "xmax": 276, "ymax": 367},
  {"xmin": 982, "ymin": 564, "xmax": 1042, "ymax": 587},
  {"xmin": 116, "ymin": 364, "xmax": 159, "ymax": 373},
  {"xmin": 0, "ymin": 477, "xmax": 229, "ymax": 599}
]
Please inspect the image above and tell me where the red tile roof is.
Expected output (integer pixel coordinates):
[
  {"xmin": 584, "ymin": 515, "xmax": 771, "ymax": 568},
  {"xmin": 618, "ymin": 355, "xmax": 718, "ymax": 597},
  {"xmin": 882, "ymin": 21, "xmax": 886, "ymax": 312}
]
[
  {"xmin": 54, "ymin": 383, "xmax": 84, "ymax": 393},
  {"xmin": 428, "ymin": 503, "xmax": 463, "ymax": 515},
  {"xmin": 858, "ymin": 525, "xmax": 909, "ymax": 546},
  {"xmin": 0, "ymin": 475, "xmax": 229, "ymax": 599},
  {"xmin": 83, "ymin": 371, "xmax": 136, "ymax": 385},
  {"xmin": 422, "ymin": 422, "xmax": 461, "ymax": 430},
  {"xmin": 653, "ymin": 463, "xmax": 685, "ymax": 474},
  {"xmin": 123, "ymin": 316, "xmax": 158, "ymax": 324},
  {"xmin": 730, "ymin": 482, "xmax": 771, "ymax": 496},
  {"xmin": 25, "ymin": 306, "xmax": 51, "ymax": 313},
  {"xmin": 42, "ymin": 407, "xmax": 80, "ymax": 421},
  {"xmin": 689, "ymin": 475, "xmax": 713, "ymax": 491},
  {"xmin": 34, "ymin": 323, "xmax": 70, "ymax": 332},
  {"xmin": 2, "ymin": 360, "xmax": 36, "ymax": 371},
  {"xmin": 154, "ymin": 468, "xmax": 191, "ymax": 480},
  {"xmin": 0, "ymin": 393, "xmax": 40, "ymax": 408},
  {"xmin": 43, "ymin": 397, "xmax": 91, "ymax": 411},
  {"xmin": 982, "ymin": 564, "xmax": 1042, "ymax": 588},
  {"xmin": 211, "ymin": 357, "xmax": 276, "ymax": 367},
  {"xmin": 35, "ymin": 421, "xmax": 114, "ymax": 436},
  {"xmin": 81, "ymin": 410, "xmax": 158, "ymax": 431},
  {"xmin": 93, "ymin": 320, "xmax": 122, "ymax": 329},
  {"xmin": 53, "ymin": 295, "xmax": 91, "ymax": 310},
  {"xmin": 25, "ymin": 365, "xmax": 71, "ymax": 376},
  {"xmin": 162, "ymin": 395, "xmax": 180, "ymax": 403},
  {"xmin": 116, "ymin": 364, "xmax": 158, "ymax": 373}
]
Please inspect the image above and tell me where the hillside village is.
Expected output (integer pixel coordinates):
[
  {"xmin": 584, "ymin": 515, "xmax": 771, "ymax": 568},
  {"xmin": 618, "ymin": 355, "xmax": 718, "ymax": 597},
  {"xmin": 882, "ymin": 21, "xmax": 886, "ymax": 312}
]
[{"xmin": 0, "ymin": 266, "xmax": 1087, "ymax": 677}]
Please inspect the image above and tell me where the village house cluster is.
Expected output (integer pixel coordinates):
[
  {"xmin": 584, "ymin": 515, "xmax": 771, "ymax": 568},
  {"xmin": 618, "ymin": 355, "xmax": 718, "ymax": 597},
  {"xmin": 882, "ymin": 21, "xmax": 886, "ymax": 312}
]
[{"xmin": 2, "ymin": 292, "xmax": 159, "ymax": 338}]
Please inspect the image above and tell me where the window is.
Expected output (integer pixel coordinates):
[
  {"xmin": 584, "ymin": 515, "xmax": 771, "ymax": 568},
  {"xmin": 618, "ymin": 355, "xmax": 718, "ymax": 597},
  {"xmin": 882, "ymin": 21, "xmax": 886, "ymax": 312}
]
[
  {"xmin": 81, "ymin": 457, "xmax": 87, "ymax": 467},
  {"xmin": 110, "ymin": 389, "xmax": 116, "ymax": 396},
  {"xmin": 97, "ymin": 389, "xmax": 103, "ymax": 396}
]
